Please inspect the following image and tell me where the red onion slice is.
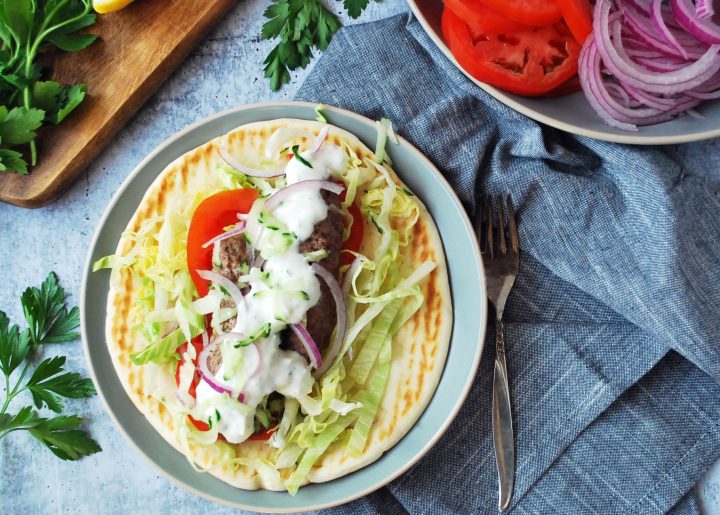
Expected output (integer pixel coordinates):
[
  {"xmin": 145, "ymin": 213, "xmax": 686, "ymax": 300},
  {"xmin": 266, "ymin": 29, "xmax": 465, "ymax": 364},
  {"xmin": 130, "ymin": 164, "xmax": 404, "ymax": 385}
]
[
  {"xmin": 248, "ymin": 343, "xmax": 262, "ymax": 378},
  {"xmin": 672, "ymin": 0, "xmax": 720, "ymax": 44},
  {"xmin": 201, "ymin": 221, "xmax": 246, "ymax": 249},
  {"xmin": 651, "ymin": 0, "xmax": 688, "ymax": 58},
  {"xmin": 198, "ymin": 332, "xmax": 245, "ymax": 401},
  {"xmin": 312, "ymin": 126, "xmax": 330, "ymax": 153},
  {"xmin": 290, "ymin": 323, "xmax": 322, "ymax": 369},
  {"xmin": 595, "ymin": 1, "xmax": 720, "ymax": 93},
  {"xmin": 196, "ymin": 269, "xmax": 245, "ymax": 310},
  {"xmin": 697, "ymin": 0, "xmax": 715, "ymax": 20},
  {"xmin": 219, "ymin": 147, "xmax": 285, "ymax": 178},
  {"xmin": 265, "ymin": 180, "xmax": 345, "ymax": 212},
  {"xmin": 311, "ymin": 263, "xmax": 347, "ymax": 378}
]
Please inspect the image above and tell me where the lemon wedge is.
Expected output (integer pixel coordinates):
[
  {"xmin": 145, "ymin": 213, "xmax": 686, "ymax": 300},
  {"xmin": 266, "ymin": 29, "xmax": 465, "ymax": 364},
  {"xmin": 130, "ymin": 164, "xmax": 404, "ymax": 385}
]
[{"xmin": 93, "ymin": 0, "xmax": 135, "ymax": 14}]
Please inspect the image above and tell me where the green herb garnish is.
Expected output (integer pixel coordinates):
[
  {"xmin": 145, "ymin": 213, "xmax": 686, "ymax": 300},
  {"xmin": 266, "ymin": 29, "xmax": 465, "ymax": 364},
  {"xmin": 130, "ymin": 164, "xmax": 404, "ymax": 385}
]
[
  {"xmin": 234, "ymin": 323, "xmax": 272, "ymax": 348},
  {"xmin": 0, "ymin": 0, "xmax": 97, "ymax": 174},
  {"xmin": 291, "ymin": 145, "xmax": 313, "ymax": 169},
  {"xmin": 0, "ymin": 272, "xmax": 100, "ymax": 461},
  {"xmin": 315, "ymin": 104, "xmax": 327, "ymax": 123},
  {"xmin": 261, "ymin": 0, "xmax": 377, "ymax": 91},
  {"xmin": 370, "ymin": 215, "xmax": 384, "ymax": 235}
]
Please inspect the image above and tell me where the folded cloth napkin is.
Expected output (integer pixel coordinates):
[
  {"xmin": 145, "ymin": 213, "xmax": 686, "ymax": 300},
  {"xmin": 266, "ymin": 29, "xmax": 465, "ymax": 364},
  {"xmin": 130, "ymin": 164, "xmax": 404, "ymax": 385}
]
[{"xmin": 294, "ymin": 11, "xmax": 720, "ymax": 515}]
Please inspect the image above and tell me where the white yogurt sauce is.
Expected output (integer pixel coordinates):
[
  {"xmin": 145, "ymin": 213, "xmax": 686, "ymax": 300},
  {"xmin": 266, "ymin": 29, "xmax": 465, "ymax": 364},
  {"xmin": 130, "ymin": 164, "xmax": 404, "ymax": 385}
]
[{"xmin": 189, "ymin": 140, "xmax": 347, "ymax": 444}]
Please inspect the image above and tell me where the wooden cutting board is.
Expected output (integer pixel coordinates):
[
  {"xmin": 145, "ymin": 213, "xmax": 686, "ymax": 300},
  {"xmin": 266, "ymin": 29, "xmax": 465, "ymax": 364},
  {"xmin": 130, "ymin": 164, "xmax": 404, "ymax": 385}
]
[{"xmin": 0, "ymin": 0, "xmax": 235, "ymax": 208}]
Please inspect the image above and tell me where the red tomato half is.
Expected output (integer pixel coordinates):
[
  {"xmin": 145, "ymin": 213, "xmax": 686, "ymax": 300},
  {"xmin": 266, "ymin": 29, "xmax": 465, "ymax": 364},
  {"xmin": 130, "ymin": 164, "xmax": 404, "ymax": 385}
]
[
  {"xmin": 557, "ymin": 0, "xmax": 593, "ymax": 44},
  {"xmin": 174, "ymin": 336, "xmax": 215, "ymax": 432},
  {"xmin": 443, "ymin": 0, "xmax": 530, "ymax": 33},
  {"xmin": 476, "ymin": 0, "xmax": 562, "ymax": 26},
  {"xmin": 248, "ymin": 424, "xmax": 278, "ymax": 441},
  {"xmin": 441, "ymin": 8, "xmax": 581, "ymax": 96},
  {"xmin": 187, "ymin": 188, "xmax": 259, "ymax": 297}
]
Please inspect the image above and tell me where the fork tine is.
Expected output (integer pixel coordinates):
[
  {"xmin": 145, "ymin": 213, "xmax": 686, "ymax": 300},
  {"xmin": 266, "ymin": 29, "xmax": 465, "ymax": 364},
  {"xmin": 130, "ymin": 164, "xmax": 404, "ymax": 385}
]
[
  {"xmin": 486, "ymin": 202, "xmax": 494, "ymax": 258},
  {"xmin": 477, "ymin": 196, "xmax": 487, "ymax": 253},
  {"xmin": 507, "ymin": 195, "xmax": 519, "ymax": 253},
  {"xmin": 497, "ymin": 196, "xmax": 507, "ymax": 255}
]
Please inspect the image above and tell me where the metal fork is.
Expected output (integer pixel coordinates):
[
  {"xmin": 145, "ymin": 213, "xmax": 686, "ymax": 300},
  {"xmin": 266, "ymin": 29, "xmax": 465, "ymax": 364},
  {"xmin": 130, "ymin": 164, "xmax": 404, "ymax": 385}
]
[{"xmin": 476, "ymin": 195, "xmax": 520, "ymax": 512}]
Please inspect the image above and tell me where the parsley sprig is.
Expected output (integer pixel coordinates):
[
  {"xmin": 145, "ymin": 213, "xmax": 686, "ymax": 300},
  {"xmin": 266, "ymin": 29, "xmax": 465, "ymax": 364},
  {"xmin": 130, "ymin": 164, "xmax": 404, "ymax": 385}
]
[
  {"xmin": 0, "ymin": 0, "xmax": 97, "ymax": 174},
  {"xmin": 261, "ymin": 0, "xmax": 377, "ymax": 91},
  {"xmin": 0, "ymin": 272, "xmax": 100, "ymax": 461}
]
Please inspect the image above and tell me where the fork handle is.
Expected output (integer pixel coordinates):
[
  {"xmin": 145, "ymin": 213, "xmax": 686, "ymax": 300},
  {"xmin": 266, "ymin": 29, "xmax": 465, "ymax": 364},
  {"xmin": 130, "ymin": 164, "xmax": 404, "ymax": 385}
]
[{"xmin": 492, "ymin": 320, "xmax": 515, "ymax": 512}]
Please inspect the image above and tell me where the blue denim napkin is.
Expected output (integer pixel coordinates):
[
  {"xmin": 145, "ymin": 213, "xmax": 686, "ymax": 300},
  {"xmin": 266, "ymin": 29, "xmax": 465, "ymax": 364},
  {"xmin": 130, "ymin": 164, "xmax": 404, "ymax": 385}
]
[{"xmin": 295, "ymin": 11, "xmax": 720, "ymax": 514}]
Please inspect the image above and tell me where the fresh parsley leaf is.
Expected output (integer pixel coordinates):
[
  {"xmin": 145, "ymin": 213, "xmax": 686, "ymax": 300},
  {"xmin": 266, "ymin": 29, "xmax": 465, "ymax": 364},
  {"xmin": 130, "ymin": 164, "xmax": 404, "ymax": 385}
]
[
  {"xmin": 0, "ymin": 272, "xmax": 100, "ymax": 462},
  {"xmin": 21, "ymin": 272, "xmax": 80, "ymax": 348},
  {"xmin": 28, "ymin": 415, "xmax": 101, "ymax": 461},
  {"xmin": 343, "ymin": 0, "xmax": 371, "ymax": 20},
  {"xmin": 47, "ymin": 32, "xmax": 96, "ymax": 52},
  {"xmin": 32, "ymin": 80, "xmax": 63, "ymax": 112},
  {"xmin": 50, "ymin": 83, "xmax": 87, "ymax": 125},
  {"xmin": 0, "ymin": 406, "xmax": 39, "ymax": 436},
  {"xmin": 0, "ymin": 311, "xmax": 30, "ymax": 376},
  {"xmin": 4, "ymin": 0, "xmax": 34, "ymax": 42},
  {"xmin": 261, "ymin": 0, "xmax": 340, "ymax": 91},
  {"xmin": 0, "ymin": 0, "xmax": 96, "ymax": 172},
  {"xmin": 0, "ymin": 106, "xmax": 44, "ymax": 145},
  {"xmin": 0, "ymin": 148, "xmax": 28, "ymax": 174},
  {"xmin": 27, "ymin": 356, "xmax": 95, "ymax": 413}
]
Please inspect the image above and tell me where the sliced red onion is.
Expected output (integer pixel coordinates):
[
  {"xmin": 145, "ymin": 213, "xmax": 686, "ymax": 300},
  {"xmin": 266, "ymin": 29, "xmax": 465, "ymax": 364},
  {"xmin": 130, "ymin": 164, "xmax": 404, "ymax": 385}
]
[
  {"xmin": 620, "ymin": 1, "xmax": 709, "ymax": 59},
  {"xmin": 201, "ymin": 221, "xmax": 246, "ymax": 249},
  {"xmin": 651, "ymin": 0, "xmax": 688, "ymax": 58},
  {"xmin": 697, "ymin": 0, "xmax": 715, "ymax": 20},
  {"xmin": 290, "ymin": 323, "xmax": 322, "ymax": 369},
  {"xmin": 196, "ymin": 269, "xmax": 245, "ymax": 309},
  {"xmin": 311, "ymin": 263, "xmax": 347, "ymax": 378},
  {"xmin": 248, "ymin": 343, "xmax": 262, "ymax": 378},
  {"xmin": 265, "ymin": 180, "xmax": 345, "ymax": 212},
  {"xmin": 595, "ymin": 1, "xmax": 720, "ymax": 94},
  {"xmin": 672, "ymin": 0, "xmax": 720, "ymax": 44},
  {"xmin": 312, "ymin": 126, "xmax": 329, "ymax": 153},
  {"xmin": 581, "ymin": 36, "xmax": 703, "ymax": 129},
  {"xmin": 197, "ymin": 334, "xmax": 245, "ymax": 401},
  {"xmin": 219, "ymin": 147, "xmax": 285, "ymax": 178}
]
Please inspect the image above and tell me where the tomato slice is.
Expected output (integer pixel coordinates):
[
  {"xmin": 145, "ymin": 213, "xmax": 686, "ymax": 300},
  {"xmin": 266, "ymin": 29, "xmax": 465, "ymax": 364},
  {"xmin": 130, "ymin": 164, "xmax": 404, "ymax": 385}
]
[
  {"xmin": 557, "ymin": 0, "xmax": 592, "ymax": 44},
  {"xmin": 441, "ymin": 7, "xmax": 581, "ymax": 96},
  {"xmin": 475, "ymin": 0, "xmax": 562, "ymax": 26},
  {"xmin": 443, "ymin": 0, "xmax": 529, "ymax": 33},
  {"xmin": 248, "ymin": 424, "xmax": 278, "ymax": 441},
  {"xmin": 341, "ymin": 200, "xmax": 364, "ymax": 266},
  {"xmin": 174, "ymin": 336, "xmax": 217, "ymax": 433},
  {"xmin": 187, "ymin": 188, "xmax": 259, "ymax": 297}
]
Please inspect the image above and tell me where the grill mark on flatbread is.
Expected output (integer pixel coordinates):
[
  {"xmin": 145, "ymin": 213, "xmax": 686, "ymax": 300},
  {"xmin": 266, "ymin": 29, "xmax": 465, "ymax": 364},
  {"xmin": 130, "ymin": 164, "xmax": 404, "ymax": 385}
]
[{"xmin": 105, "ymin": 118, "xmax": 453, "ymax": 490}]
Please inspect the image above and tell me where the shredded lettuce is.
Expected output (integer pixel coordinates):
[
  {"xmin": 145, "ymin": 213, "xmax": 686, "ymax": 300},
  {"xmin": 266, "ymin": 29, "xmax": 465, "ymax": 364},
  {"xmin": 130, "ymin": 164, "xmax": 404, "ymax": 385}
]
[
  {"xmin": 315, "ymin": 104, "xmax": 327, "ymax": 123},
  {"xmin": 374, "ymin": 117, "xmax": 398, "ymax": 165},
  {"xmin": 348, "ymin": 298, "xmax": 401, "ymax": 385},
  {"xmin": 285, "ymin": 414, "xmax": 355, "ymax": 495},
  {"xmin": 347, "ymin": 336, "xmax": 391, "ymax": 456}
]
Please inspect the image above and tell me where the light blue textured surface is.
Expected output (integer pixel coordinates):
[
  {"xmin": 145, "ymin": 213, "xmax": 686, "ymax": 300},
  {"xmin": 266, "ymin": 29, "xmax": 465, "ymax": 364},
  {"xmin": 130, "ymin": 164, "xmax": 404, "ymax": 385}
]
[{"xmin": 0, "ymin": 1, "xmax": 719, "ymax": 514}]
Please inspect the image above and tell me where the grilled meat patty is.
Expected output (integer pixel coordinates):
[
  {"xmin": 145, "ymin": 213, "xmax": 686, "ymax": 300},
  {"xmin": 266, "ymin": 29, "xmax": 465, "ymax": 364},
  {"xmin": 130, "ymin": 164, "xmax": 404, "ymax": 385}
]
[
  {"xmin": 285, "ymin": 191, "xmax": 343, "ymax": 360},
  {"xmin": 206, "ymin": 190, "xmax": 344, "ymax": 373}
]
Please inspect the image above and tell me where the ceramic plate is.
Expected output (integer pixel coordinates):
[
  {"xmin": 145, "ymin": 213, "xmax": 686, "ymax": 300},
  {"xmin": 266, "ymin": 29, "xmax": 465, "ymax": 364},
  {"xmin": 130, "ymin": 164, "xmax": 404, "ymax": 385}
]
[
  {"xmin": 408, "ymin": 0, "xmax": 720, "ymax": 145},
  {"xmin": 81, "ymin": 101, "xmax": 486, "ymax": 512}
]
